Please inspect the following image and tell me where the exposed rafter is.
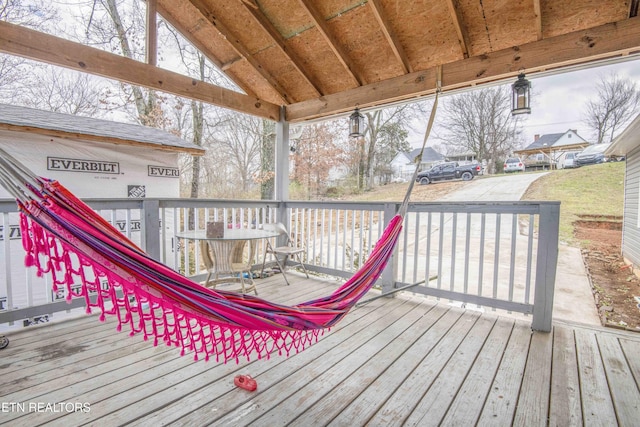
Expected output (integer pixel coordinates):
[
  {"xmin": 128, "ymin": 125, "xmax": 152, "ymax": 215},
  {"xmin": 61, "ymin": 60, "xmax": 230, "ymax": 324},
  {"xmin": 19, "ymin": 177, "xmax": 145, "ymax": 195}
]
[
  {"xmin": 146, "ymin": 0, "xmax": 157, "ymax": 66},
  {"xmin": 297, "ymin": 0, "xmax": 363, "ymax": 86},
  {"xmin": 446, "ymin": 0, "xmax": 470, "ymax": 58},
  {"xmin": 156, "ymin": 4, "xmax": 259, "ymax": 98},
  {"xmin": 0, "ymin": 21, "xmax": 280, "ymax": 121},
  {"xmin": 286, "ymin": 17, "xmax": 640, "ymax": 122},
  {"xmin": 368, "ymin": 0, "xmax": 412, "ymax": 73},
  {"xmin": 533, "ymin": 0, "xmax": 543, "ymax": 40},
  {"xmin": 242, "ymin": 2, "xmax": 323, "ymax": 96},
  {"xmin": 189, "ymin": 0, "xmax": 292, "ymax": 104}
]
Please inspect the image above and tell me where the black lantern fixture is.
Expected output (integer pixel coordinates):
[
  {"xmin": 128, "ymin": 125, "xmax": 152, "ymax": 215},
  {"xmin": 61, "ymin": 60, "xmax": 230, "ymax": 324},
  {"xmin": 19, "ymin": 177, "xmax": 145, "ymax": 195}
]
[
  {"xmin": 349, "ymin": 107, "xmax": 365, "ymax": 138},
  {"xmin": 511, "ymin": 73, "xmax": 531, "ymax": 115}
]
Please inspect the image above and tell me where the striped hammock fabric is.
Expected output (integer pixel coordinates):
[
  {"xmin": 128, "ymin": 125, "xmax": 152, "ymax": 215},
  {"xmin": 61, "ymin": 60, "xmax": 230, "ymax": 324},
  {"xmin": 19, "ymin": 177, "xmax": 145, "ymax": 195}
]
[
  {"xmin": 6, "ymin": 170, "xmax": 404, "ymax": 363},
  {"xmin": 0, "ymin": 86, "xmax": 437, "ymax": 363}
]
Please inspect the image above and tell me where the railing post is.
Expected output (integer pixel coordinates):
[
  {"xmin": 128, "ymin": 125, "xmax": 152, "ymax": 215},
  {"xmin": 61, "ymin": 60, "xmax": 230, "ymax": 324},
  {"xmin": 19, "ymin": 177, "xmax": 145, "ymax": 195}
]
[
  {"xmin": 532, "ymin": 202, "xmax": 560, "ymax": 332},
  {"xmin": 380, "ymin": 203, "xmax": 400, "ymax": 295},
  {"xmin": 142, "ymin": 199, "xmax": 161, "ymax": 261}
]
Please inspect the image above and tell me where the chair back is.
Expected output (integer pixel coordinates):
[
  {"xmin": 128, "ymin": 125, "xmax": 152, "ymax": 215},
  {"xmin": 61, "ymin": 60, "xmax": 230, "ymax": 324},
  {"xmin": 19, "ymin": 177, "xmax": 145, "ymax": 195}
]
[
  {"xmin": 273, "ymin": 222, "xmax": 289, "ymax": 237},
  {"xmin": 199, "ymin": 240, "xmax": 214, "ymax": 270}
]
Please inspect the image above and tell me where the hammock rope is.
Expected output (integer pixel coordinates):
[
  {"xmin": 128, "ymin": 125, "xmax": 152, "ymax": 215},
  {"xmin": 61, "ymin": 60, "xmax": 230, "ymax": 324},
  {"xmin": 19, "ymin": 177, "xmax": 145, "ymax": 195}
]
[{"xmin": 0, "ymin": 78, "xmax": 440, "ymax": 363}]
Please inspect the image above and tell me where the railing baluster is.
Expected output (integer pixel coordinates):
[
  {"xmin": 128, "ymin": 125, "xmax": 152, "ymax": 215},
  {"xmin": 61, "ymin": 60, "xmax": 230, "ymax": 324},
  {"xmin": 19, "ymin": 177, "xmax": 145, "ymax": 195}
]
[
  {"xmin": 525, "ymin": 214, "xmax": 534, "ymax": 304},
  {"xmin": 464, "ymin": 213, "xmax": 471, "ymax": 295},
  {"xmin": 492, "ymin": 213, "xmax": 501, "ymax": 305},
  {"xmin": 450, "ymin": 212, "xmax": 457, "ymax": 293},
  {"xmin": 508, "ymin": 213, "xmax": 518, "ymax": 304}
]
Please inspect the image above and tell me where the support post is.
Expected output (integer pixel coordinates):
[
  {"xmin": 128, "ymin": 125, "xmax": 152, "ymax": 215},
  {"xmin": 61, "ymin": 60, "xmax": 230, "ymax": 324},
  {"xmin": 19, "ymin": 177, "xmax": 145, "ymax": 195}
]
[
  {"xmin": 532, "ymin": 202, "xmax": 560, "ymax": 332},
  {"xmin": 275, "ymin": 106, "xmax": 290, "ymax": 228},
  {"xmin": 379, "ymin": 202, "xmax": 400, "ymax": 296}
]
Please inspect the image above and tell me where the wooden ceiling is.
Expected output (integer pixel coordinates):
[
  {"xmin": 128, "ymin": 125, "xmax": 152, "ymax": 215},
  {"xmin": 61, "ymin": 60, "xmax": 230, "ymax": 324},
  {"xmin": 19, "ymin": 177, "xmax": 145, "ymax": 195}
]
[{"xmin": 1, "ymin": 0, "xmax": 640, "ymax": 123}]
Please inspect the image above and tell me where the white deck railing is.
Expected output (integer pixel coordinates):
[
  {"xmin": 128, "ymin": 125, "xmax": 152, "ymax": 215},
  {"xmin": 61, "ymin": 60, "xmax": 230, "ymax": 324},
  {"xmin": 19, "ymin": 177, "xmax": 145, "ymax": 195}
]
[{"xmin": 0, "ymin": 198, "xmax": 559, "ymax": 331}]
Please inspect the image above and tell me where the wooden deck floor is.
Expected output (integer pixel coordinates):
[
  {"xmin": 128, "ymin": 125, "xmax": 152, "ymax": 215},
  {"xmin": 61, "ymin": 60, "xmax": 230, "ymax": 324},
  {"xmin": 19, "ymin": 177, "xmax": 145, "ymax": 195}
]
[{"xmin": 1, "ymin": 272, "xmax": 639, "ymax": 426}]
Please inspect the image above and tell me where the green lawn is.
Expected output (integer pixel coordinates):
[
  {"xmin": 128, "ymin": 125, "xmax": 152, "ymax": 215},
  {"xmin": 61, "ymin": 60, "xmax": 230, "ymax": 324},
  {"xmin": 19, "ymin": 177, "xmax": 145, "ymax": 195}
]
[{"xmin": 521, "ymin": 161, "xmax": 625, "ymax": 245}]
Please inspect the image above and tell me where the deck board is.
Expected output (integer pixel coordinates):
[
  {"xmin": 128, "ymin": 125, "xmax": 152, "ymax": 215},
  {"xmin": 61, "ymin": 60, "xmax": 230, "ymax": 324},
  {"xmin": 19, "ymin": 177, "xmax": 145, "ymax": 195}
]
[
  {"xmin": 1, "ymin": 273, "xmax": 639, "ymax": 426},
  {"xmin": 513, "ymin": 326, "xmax": 553, "ymax": 426},
  {"xmin": 476, "ymin": 321, "xmax": 532, "ymax": 425},
  {"xmin": 575, "ymin": 328, "xmax": 619, "ymax": 425},
  {"xmin": 365, "ymin": 311, "xmax": 484, "ymax": 425},
  {"xmin": 548, "ymin": 324, "xmax": 583, "ymax": 426},
  {"xmin": 440, "ymin": 317, "xmax": 516, "ymax": 426},
  {"xmin": 597, "ymin": 334, "xmax": 640, "ymax": 425},
  {"xmin": 326, "ymin": 308, "xmax": 465, "ymax": 426},
  {"xmin": 401, "ymin": 315, "xmax": 498, "ymax": 426}
]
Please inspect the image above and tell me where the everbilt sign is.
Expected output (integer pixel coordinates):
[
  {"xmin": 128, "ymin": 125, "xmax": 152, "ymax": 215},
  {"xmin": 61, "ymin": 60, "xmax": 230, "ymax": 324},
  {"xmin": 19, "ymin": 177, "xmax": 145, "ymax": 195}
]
[
  {"xmin": 47, "ymin": 157, "xmax": 119, "ymax": 174},
  {"xmin": 148, "ymin": 165, "xmax": 179, "ymax": 178}
]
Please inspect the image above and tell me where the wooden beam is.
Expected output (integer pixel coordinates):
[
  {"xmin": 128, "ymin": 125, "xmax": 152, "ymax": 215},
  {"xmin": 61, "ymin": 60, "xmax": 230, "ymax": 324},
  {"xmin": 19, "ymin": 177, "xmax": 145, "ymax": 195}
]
[
  {"xmin": 0, "ymin": 20, "xmax": 281, "ymax": 121},
  {"xmin": 446, "ymin": 0, "xmax": 470, "ymax": 58},
  {"xmin": 189, "ymin": 0, "xmax": 292, "ymax": 104},
  {"xmin": 533, "ymin": 0, "xmax": 543, "ymax": 41},
  {"xmin": 368, "ymin": 0, "xmax": 412, "ymax": 73},
  {"xmin": 297, "ymin": 0, "xmax": 362, "ymax": 86},
  {"xmin": 286, "ymin": 16, "xmax": 640, "ymax": 122},
  {"xmin": 146, "ymin": 0, "xmax": 158, "ymax": 66},
  {"xmin": 242, "ymin": 2, "xmax": 323, "ymax": 96}
]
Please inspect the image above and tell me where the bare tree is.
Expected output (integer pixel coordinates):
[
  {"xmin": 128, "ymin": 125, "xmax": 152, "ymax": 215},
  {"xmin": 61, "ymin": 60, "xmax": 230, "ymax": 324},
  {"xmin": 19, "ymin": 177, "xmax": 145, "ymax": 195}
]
[
  {"xmin": 82, "ymin": 0, "xmax": 163, "ymax": 126},
  {"xmin": 360, "ymin": 104, "xmax": 421, "ymax": 190},
  {"xmin": 438, "ymin": 86, "xmax": 523, "ymax": 174},
  {"xmin": 19, "ymin": 67, "xmax": 104, "ymax": 116},
  {"xmin": 0, "ymin": 0, "xmax": 58, "ymax": 102},
  {"xmin": 584, "ymin": 73, "xmax": 640, "ymax": 144},
  {"xmin": 210, "ymin": 113, "xmax": 263, "ymax": 194}
]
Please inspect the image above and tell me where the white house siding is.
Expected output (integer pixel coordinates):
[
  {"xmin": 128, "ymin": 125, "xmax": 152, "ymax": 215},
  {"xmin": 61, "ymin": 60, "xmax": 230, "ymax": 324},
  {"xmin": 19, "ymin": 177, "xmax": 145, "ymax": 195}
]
[{"xmin": 623, "ymin": 146, "xmax": 640, "ymax": 267}]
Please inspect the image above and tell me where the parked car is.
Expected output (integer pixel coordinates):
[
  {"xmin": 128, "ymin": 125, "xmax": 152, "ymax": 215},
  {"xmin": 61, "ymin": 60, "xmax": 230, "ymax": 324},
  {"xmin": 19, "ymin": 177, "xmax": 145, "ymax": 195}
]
[
  {"xmin": 416, "ymin": 161, "xmax": 480, "ymax": 184},
  {"xmin": 575, "ymin": 143, "xmax": 611, "ymax": 167},
  {"xmin": 562, "ymin": 152, "xmax": 579, "ymax": 169},
  {"xmin": 503, "ymin": 157, "xmax": 525, "ymax": 173}
]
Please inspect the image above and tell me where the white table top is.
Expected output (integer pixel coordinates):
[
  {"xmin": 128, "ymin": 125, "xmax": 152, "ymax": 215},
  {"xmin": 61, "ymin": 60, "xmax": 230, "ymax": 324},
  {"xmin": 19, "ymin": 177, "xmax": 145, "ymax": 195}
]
[{"xmin": 175, "ymin": 228, "xmax": 279, "ymax": 241}]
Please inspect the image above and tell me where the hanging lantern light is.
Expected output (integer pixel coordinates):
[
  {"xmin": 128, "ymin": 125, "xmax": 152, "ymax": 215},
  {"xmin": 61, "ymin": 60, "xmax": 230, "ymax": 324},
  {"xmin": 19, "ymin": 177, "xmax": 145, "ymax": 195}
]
[
  {"xmin": 349, "ymin": 107, "xmax": 365, "ymax": 138},
  {"xmin": 511, "ymin": 73, "xmax": 531, "ymax": 115}
]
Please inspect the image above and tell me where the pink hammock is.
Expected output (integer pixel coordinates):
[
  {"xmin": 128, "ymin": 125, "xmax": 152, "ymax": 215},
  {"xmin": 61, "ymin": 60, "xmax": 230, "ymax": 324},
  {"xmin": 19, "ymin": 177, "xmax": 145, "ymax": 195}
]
[
  {"xmin": 0, "ymin": 151, "xmax": 406, "ymax": 362},
  {"xmin": 0, "ymin": 88, "xmax": 437, "ymax": 363}
]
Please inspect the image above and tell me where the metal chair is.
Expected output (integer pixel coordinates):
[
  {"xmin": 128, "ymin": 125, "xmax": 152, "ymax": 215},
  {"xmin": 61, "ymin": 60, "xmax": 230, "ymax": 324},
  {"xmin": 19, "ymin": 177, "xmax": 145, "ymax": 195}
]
[{"xmin": 260, "ymin": 223, "xmax": 309, "ymax": 285}]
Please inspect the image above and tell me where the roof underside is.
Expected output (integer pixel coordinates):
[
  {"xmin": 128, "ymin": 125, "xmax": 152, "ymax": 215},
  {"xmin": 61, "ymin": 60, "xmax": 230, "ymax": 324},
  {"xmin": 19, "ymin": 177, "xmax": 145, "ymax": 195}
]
[{"xmin": 1, "ymin": 0, "xmax": 639, "ymax": 123}]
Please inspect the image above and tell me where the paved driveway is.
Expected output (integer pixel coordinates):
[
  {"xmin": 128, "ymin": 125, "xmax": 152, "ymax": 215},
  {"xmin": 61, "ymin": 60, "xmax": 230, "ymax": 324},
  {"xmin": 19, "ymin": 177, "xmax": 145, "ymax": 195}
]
[
  {"xmin": 440, "ymin": 172, "xmax": 546, "ymax": 201},
  {"xmin": 439, "ymin": 172, "xmax": 600, "ymax": 326}
]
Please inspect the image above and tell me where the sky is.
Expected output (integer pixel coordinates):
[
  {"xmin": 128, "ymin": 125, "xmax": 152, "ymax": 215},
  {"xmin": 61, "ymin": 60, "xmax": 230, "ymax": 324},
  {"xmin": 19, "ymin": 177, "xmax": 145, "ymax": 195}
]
[{"xmin": 409, "ymin": 57, "xmax": 640, "ymax": 150}]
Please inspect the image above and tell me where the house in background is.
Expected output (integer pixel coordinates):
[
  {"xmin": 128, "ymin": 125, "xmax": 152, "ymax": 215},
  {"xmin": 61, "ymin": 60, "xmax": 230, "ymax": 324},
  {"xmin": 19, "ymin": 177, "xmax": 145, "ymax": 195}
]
[
  {"xmin": 390, "ymin": 147, "xmax": 444, "ymax": 181},
  {"xmin": 605, "ymin": 114, "xmax": 640, "ymax": 273},
  {"xmin": 446, "ymin": 151, "xmax": 478, "ymax": 164},
  {"xmin": 514, "ymin": 129, "xmax": 590, "ymax": 170}
]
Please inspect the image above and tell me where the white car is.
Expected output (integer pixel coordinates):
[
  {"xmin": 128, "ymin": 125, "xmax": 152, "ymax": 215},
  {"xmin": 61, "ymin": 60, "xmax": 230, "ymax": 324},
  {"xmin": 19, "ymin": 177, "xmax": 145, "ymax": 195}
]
[
  {"xmin": 503, "ymin": 157, "xmax": 525, "ymax": 173},
  {"xmin": 562, "ymin": 152, "xmax": 579, "ymax": 169}
]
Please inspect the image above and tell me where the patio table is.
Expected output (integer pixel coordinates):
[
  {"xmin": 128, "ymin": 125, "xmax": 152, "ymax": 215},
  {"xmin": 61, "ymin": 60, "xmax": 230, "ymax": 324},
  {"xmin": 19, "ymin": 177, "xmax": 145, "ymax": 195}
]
[{"xmin": 175, "ymin": 228, "xmax": 279, "ymax": 293}]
